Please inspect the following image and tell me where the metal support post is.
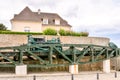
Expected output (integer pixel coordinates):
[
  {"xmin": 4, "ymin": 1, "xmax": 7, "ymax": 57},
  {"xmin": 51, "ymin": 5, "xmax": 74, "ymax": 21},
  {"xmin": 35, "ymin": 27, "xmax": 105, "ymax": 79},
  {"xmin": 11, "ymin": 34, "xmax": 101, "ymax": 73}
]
[
  {"xmin": 71, "ymin": 74, "xmax": 74, "ymax": 80},
  {"xmin": 49, "ymin": 46, "xmax": 53, "ymax": 64},
  {"xmin": 115, "ymin": 72, "xmax": 117, "ymax": 78},
  {"xmin": 19, "ymin": 51, "xmax": 23, "ymax": 64},
  {"xmin": 33, "ymin": 75, "xmax": 36, "ymax": 80},
  {"xmin": 97, "ymin": 73, "xmax": 99, "ymax": 80},
  {"xmin": 71, "ymin": 46, "xmax": 76, "ymax": 62}
]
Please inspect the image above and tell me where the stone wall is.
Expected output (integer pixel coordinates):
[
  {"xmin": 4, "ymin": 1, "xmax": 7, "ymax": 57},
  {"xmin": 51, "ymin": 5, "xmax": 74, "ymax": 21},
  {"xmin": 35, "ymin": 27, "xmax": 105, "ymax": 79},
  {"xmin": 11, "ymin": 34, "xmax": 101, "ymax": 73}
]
[{"xmin": 0, "ymin": 34, "xmax": 109, "ymax": 47}]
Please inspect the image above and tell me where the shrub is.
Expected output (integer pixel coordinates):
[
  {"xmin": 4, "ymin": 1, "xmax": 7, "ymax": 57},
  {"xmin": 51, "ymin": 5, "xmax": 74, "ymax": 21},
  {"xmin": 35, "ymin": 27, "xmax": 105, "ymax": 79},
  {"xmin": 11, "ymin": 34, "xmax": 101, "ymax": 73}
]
[
  {"xmin": 43, "ymin": 28, "xmax": 57, "ymax": 35},
  {"xmin": 59, "ymin": 30, "xmax": 89, "ymax": 37},
  {"xmin": 71, "ymin": 32, "xmax": 80, "ymax": 36},
  {"xmin": 66, "ymin": 31, "xmax": 72, "ymax": 36},
  {"xmin": 59, "ymin": 29, "xmax": 66, "ymax": 36},
  {"xmin": 80, "ymin": 32, "xmax": 89, "ymax": 36}
]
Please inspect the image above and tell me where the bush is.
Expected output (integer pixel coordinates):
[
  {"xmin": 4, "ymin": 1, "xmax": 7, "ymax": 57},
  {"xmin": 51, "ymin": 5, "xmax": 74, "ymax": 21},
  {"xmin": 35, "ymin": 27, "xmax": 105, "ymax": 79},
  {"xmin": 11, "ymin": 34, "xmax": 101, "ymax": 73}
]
[
  {"xmin": 66, "ymin": 31, "xmax": 72, "ymax": 36},
  {"xmin": 59, "ymin": 29, "xmax": 66, "ymax": 36},
  {"xmin": 71, "ymin": 32, "xmax": 81, "ymax": 36},
  {"xmin": 59, "ymin": 29, "xmax": 89, "ymax": 37},
  {"xmin": 43, "ymin": 28, "xmax": 57, "ymax": 35},
  {"xmin": 80, "ymin": 32, "xmax": 89, "ymax": 36}
]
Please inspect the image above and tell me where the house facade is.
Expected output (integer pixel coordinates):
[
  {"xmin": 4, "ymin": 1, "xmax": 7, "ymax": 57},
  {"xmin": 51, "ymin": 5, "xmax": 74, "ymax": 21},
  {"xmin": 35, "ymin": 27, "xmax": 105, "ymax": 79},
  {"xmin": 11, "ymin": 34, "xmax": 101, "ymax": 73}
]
[{"xmin": 11, "ymin": 7, "xmax": 72, "ymax": 32}]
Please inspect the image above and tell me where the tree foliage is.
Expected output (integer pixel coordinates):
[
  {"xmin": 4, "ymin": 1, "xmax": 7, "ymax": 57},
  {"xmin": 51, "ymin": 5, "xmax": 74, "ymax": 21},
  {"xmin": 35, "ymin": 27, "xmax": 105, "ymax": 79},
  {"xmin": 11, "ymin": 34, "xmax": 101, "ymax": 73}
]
[{"xmin": 0, "ymin": 23, "xmax": 7, "ymax": 30}]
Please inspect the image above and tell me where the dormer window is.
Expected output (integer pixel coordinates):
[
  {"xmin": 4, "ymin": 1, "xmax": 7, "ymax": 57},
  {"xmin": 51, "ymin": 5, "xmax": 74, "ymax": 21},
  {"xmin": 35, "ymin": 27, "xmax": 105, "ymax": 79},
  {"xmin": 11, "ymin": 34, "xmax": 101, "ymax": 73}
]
[
  {"xmin": 53, "ymin": 19, "xmax": 55, "ymax": 23},
  {"xmin": 55, "ymin": 19, "xmax": 60, "ymax": 25},
  {"xmin": 41, "ymin": 18, "xmax": 43, "ymax": 21},
  {"xmin": 42, "ymin": 18, "xmax": 48, "ymax": 24}
]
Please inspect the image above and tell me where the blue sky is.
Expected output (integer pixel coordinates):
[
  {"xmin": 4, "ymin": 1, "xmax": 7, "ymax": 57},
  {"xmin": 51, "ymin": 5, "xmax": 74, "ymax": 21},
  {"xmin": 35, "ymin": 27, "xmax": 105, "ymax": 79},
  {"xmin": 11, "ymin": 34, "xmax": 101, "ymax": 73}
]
[{"xmin": 0, "ymin": 0, "xmax": 120, "ymax": 47}]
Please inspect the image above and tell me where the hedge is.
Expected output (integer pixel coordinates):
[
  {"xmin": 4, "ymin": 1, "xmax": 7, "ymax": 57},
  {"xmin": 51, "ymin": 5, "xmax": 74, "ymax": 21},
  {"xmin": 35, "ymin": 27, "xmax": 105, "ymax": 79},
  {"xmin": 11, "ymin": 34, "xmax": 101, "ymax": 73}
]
[
  {"xmin": 0, "ymin": 29, "xmax": 89, "ymax": 37},
  {"xmin": 59, "ymin": 29, "xmax": 89, "ymax": 37},
  {"xmin": 0, "ymin": 31, "xmax": 43, "ymax": 35}
]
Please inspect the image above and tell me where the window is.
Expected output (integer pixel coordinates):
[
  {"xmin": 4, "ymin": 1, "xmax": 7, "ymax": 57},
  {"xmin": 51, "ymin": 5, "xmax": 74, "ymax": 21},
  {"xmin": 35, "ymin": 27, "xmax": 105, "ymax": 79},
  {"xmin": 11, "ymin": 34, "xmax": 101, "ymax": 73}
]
[
  {"xmin": 24, "ymin": 27, "xmax": 30, "ymax": 32},
  {"xmin": 41, "ymin": 18, "xmax": 43, "ymax": 21},
  {"xmin": 42, "ymin": 18, "xmax": 48, "ymax": 24},
  {"xmin": 53, "ymin": 19, "xmax": 55, "ymax": 23},
  {"xmin": 55, "ymin": 19, "xmax": 60, "ymax": 25}
]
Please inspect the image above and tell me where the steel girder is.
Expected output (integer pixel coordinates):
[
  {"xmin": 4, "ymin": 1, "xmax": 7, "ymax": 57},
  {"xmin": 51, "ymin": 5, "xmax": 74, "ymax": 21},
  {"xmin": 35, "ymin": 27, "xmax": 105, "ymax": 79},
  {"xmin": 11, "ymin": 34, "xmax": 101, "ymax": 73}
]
[{"xmin": 0, "ymin": 44, "xmax": 119, "ymax": 67}]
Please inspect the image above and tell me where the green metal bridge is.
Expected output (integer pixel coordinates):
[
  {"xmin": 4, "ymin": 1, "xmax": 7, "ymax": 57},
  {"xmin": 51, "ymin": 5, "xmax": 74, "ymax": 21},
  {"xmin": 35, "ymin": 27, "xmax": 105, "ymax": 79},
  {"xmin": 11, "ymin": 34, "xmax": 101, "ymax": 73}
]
[{"xmin": 0, "ymin": 35, "xmax": 119, "ymax": 68}]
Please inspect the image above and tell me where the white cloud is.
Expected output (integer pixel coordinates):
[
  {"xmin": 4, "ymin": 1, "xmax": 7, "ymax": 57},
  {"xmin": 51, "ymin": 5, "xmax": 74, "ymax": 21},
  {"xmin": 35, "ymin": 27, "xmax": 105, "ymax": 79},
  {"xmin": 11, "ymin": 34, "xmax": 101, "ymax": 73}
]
[{"xmin": 0, "ymin": 0, "xmax": 120, "ymax": 46}]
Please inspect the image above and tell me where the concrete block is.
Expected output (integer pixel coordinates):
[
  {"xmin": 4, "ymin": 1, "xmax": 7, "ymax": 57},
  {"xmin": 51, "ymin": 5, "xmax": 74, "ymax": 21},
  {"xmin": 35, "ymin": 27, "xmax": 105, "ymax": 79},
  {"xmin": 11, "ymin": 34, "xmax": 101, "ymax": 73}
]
[
  {"xmin": 15, "ymin": 65, "xmax": 27, "ymax": 75},
  {"xmin": 103, "ymin": 59, "xmax": 110, "ymax": 73},
  {"xmin": 69, "ymin": 64, "xmax": 78, "ymax": 74}
]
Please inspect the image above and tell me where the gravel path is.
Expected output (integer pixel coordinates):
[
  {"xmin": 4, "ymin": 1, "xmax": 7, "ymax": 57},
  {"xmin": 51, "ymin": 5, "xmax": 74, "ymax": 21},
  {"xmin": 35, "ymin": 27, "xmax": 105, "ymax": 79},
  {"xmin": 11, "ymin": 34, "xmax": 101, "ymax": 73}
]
[{"xmin": 0, "ymin": 71, "xmax": 120, "ymax": 80}]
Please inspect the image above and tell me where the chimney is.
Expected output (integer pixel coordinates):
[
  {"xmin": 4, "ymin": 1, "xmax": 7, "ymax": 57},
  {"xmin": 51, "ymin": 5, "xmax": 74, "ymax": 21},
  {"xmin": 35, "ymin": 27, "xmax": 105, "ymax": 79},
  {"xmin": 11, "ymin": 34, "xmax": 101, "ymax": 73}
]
[{"xmin": 38, "ymin": 9, "xmax": 41, "ymax": 14}]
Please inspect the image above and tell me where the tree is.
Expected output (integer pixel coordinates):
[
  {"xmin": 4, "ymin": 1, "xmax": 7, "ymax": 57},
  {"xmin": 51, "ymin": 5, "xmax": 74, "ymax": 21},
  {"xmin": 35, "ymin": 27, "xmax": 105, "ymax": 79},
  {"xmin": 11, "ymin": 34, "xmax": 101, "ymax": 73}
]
[{"xmin": 0, "ymin": 23, "xmax": 7, "ymax": 30}]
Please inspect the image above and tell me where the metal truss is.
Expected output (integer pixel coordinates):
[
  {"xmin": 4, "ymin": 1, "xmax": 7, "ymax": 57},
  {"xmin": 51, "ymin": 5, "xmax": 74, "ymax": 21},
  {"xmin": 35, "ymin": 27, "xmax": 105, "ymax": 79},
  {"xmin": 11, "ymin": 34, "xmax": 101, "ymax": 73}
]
[{"xmin": 0, "ymin": 43, "xmax": 119, "ymax": 67}]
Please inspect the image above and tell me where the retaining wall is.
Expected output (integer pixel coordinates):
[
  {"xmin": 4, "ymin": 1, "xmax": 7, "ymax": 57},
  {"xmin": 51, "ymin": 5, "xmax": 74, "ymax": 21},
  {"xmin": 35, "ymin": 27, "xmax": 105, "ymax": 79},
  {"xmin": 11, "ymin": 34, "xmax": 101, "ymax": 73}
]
[{"xmin": 0, "ymin": 34, "xmax": 110, "ymax": 47}]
